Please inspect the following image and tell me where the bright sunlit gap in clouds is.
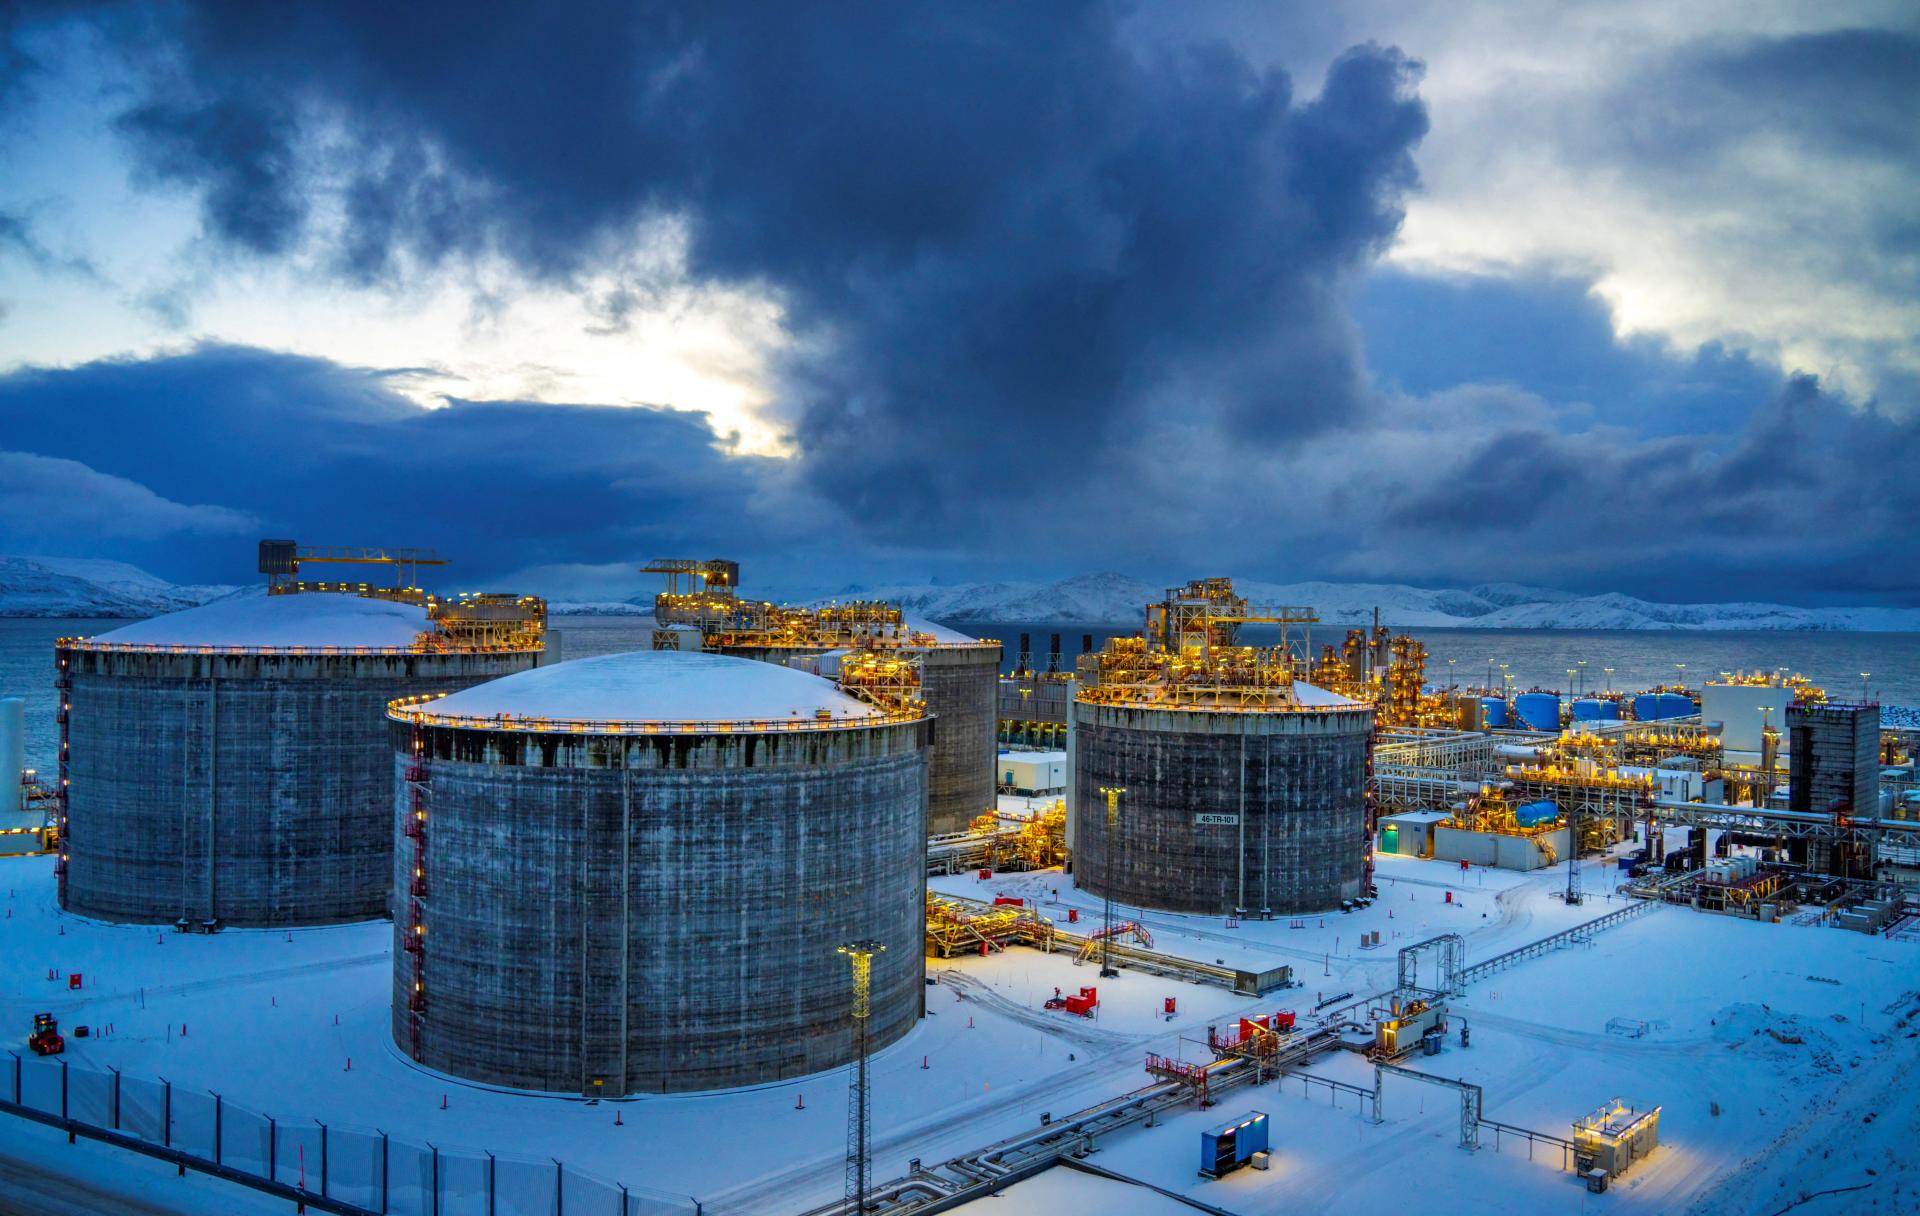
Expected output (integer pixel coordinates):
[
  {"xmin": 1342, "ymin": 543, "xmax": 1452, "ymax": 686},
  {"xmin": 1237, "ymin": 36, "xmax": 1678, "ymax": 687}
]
[{"xmin": 0, "ymin": 36, "xmax": 797, "ymax": 457}]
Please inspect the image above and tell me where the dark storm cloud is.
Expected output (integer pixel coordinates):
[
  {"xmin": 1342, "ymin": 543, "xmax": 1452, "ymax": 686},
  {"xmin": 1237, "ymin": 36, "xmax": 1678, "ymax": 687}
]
[
  {"xmin": 1377, "ymin": 374, "xmax": 1920, "ymax": 601},
  {"xmin": 1355, "ymin": 272, "xmax": 1782, "ymax": 437},
  {"xmin": 84, "ymin": 3, "xmax": 1429, "ymax": 536},
  {"xmin": 1595, "ymin": 26, "xmax": 1920, "ymax": 297},
  {"xmin": 1637, "ymin": 29, "xmax": 1920, "ymax": 163},
  {"xmin": 0, "ymin": 345, "xmax": 821, "ymax": 586}
]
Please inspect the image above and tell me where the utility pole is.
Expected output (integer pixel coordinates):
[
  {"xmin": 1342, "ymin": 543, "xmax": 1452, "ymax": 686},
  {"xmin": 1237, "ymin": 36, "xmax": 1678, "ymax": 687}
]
[
  {"xmin": 839, "ymin": 940, "xmax": 885, "ymax": 1213},
  {"xmin": 1098, "ymin": 786, "xmax": 1125, "ymax": 979}
]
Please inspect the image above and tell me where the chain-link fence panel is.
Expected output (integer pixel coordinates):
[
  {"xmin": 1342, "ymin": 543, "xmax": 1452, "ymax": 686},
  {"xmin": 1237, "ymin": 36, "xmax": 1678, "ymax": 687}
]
[
  {"xmin": 168, "ymin": 1088, "xmax": 220, "ymax": 1163},
  {"xmin": 274, "ymin": 1119, "xmax": 324, "ymax": 1190},
  {"xmin": 386, "ymin": 1136, "xmax": 436, "ymax": 1216},
  {"xmin": 493, "ymin": 1152, "xmax": 559, "ymax": 1216},
  {"xmin": 118, "ymin": 1074, "xmax": 168, "ymax": 1145},
  {"xmin": 17, "ymin": 1055, "xmax": 62, "ymax": 1115},
  {"xmin": 559, "ymin": 1164, "xmax": 626, "ymax": 1216},
  {"xmin": 67, "ymin": 1064, "xmax": 114, "ymax": 1126},
  {"xmin": 437, "ymin": 1146, "xmax": 491, "ymax": 1214},
  {"xmin": 324, "ymin": 1124, "xmax": 388, "ymax": 1211},
  {"xmin": 219, "ymin": 1102, "xmax": 273, "ymax": 1177}
]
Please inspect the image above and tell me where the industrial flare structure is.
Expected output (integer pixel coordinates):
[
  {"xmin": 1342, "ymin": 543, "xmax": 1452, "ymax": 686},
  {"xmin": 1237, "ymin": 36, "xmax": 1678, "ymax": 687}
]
[
  {"xmin": 387, "ymin": 648, "xmax": 930, "ymax": 1094},
  {"xmin": 1073, "ymin": 578, "xmax": 1375, "ymax": 915},
  {"xmin": 645, "ymin": 559, "xmax": 1000, "ymax": 836},
  {"xmin": 55, "ymin": 541, "xmax": 544, "ymax": 929}
]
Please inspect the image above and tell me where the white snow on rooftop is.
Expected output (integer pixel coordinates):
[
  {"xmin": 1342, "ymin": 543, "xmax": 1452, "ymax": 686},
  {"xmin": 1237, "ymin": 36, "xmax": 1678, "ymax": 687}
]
[
  {"xmin": 1292, "ymin": 679, "xmax": 1358, "ymax": 706},
  {"xmin": 93, "ymin": 592, "xmax": 429, "ymax": 648},
  {"xmin": 424, "ymin": 649, "xmax": 883, "ymax": 723},
  {"xmin": 904, "ymin": 615, "xmax": 979, "ymax": 644}
]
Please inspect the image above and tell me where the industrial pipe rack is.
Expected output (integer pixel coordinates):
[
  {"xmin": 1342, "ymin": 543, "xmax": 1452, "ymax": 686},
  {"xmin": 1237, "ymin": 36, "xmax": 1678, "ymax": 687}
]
[
  {"xmin": 930, "ymin": 894, "xmax": 1293, "ymax": 995},
  {"xmin": 1458, "ymin": 899, "xmax": 1662, "ymax": 986}
]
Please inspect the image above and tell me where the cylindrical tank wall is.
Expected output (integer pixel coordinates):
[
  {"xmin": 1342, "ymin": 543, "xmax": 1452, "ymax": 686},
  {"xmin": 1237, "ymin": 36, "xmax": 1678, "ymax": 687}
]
[
  {"xmin": 1071, "ymin": 700, "xmax": 1374, "ymax": 915},
  {"xmin": 720, "ymin": 641, "xmax": 999, "ymax": 837},
  {"xmin": 1513, "ymin": 693, "xmax": 1561, "ymax": 731},
  {"xmin": 914, "ymin": 644, "xmax": 1001, "ymax": 835},
  {"xmin": 394, "ymin": 718, "xmax": 930, "ymax": 1095},
  {"xmin": 60, "ymin": 648, "xmax": 537, "ymax": 927}
]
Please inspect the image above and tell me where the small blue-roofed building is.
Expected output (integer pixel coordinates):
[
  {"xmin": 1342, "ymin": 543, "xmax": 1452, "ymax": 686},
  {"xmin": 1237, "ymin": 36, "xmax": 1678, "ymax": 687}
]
[{"xmin": 1200, "ymin": 1110, "xmax": 1270, "ymax": 1178}]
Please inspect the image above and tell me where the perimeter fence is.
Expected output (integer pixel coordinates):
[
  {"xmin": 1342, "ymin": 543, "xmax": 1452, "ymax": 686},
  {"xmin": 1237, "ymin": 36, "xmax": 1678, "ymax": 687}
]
[{"xmin": 4, "ymin": 1050, "xmax": 702, "ymax": 1216}]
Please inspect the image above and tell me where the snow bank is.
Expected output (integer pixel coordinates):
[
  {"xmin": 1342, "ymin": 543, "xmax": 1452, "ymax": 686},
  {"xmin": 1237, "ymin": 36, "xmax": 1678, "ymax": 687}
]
[
  {"xmin": 423, "ymin": 649, "xmax": 882, "ymax": 722},
  {"xmin": 92, "ymin": 592, "xmax": 428, "ymax": 648}
]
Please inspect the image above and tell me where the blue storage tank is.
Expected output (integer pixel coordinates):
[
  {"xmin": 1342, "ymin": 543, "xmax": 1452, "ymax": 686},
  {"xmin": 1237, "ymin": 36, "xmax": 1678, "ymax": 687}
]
[
  {"xmin": 1632, "ymin": 693, "xmax": 1661, "ymax": 721},
  {"xmin": 1571, "ymin": 698, "xmax": 1606, "ymax": 721},
  {"xmin": 1514, "ymin": 692, "xmax": 1561, "ymax": 731},
  {"xmin": 1656, "ymin": 692, "xmax": 1695, "ymax": 719},
  {"xmin": 1481, "ymin": 697, "xmax": 1509, "ymax": 729},
  {"xmin": 1599, "ymin": 699, "xmax": 1622, "ymax": 720},
  {"xmin": 1514, "ymin": 799, "xmax": 1559, "ymax": 829}
]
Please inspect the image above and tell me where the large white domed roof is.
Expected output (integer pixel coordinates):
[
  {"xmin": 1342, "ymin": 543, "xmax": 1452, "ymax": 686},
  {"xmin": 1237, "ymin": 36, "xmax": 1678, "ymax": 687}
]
[
  {"xmin": 418, "ymin": 649, "xmax": 882, "ymax": 725},
  {"xmin": 94, "ymin": 593, "xmax": 429, "ymax": 649}
]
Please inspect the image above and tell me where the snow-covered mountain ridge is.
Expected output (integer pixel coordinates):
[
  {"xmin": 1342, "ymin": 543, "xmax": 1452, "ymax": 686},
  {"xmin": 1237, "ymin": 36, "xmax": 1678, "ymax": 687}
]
[
  {"xmin": 5, "ymin": 557, "xmax": 1916, "ymax": 632},
  {"xmin": 0, "ymin": 557, "xmax": 246, "ymax": 618},
  {"xmin": 809, "ymin": 572, "xmax": 1920, "ymax": 632}
]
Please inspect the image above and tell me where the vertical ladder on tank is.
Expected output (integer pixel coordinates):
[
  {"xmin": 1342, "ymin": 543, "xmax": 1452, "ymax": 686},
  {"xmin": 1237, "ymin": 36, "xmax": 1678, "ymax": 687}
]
[
  {"xmin": 403, "ymin": 719, "xmax": 431, "ymax": 1058},
  {"xmin": 52, "ymin": 651, "xmax": 72, "ymax": 903}
]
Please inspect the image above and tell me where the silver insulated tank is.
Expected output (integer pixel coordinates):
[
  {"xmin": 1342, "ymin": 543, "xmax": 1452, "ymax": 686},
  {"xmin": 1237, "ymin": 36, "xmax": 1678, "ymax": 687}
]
[
  {"xmin": 56, "ymin": 592, "xmax": 542, "ymax": 927},
  {"xmin": 388, "ymin": 649, "xmax": 931, "ymax": 1095},
  {"xmin": 1073, "ymin": 685, "xmax": 1374, "ymax": 915}
]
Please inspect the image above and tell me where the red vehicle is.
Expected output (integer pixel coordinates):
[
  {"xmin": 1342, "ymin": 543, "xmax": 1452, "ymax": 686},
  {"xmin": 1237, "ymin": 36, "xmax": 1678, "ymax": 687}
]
[{"xmin": 28, "ymin": 1013, "xmax": 63, "ymax": 1056}]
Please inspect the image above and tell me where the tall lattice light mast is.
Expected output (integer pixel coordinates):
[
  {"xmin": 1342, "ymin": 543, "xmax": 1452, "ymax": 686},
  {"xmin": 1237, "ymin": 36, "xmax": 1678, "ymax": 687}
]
[{"xmin": 840, "ymin": 940, "xmax": 885, "ymax": 1212}]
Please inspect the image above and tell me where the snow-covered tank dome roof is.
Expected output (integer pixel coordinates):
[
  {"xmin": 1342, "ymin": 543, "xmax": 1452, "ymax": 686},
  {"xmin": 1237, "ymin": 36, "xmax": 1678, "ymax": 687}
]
[
  {"xmin": 92, "ymin": 593, "xmax": 429, "ymax": 650},
  {"xmin": 904, "ymin": 615, "xmax": 980, "ymax": 644},
  {"xmin": 416, "ymin": 650, "xmax": 884, "ymax": 725},
  {"xmin": 1291, "ymin": 680, "xmax": 1359, "ymax": 707}
]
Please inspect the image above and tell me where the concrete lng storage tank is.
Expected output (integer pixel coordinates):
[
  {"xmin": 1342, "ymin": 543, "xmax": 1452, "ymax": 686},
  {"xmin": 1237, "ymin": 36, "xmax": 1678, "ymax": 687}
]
[
  {"xmin": 387, "ymin": 649, "xmax": 931, "ymax": 1094},
  {"xmin": 891, "ymin": 620, "xmax": 999, "ymax": 836},
  {"xmin": 1073, "ymin": 680, "xmax": 1375, "ymax": 914},
  {"xmin": 56, "ymin": 589, "xmax": 544, "ymax": 927},
  {"xmin": 713, "ymin": 622, "xmax": 998, "ymax": 837},
  {"xmin": 1070, "ymin": 578, "xmax": 1376, "ymax": 917}
]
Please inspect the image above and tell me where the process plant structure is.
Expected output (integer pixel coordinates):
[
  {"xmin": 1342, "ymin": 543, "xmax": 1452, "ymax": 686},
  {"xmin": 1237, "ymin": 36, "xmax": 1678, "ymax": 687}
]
[{"xmin": 644, "ymin": 558, "xmax": 1001, "ymax": 836}]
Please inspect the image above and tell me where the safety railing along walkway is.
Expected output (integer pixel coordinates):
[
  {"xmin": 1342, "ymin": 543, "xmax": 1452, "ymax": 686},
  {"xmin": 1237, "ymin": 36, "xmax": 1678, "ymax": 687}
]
[{"xmin": 1459, "ymin": 898, "xmax": 1662, "ymax": 985}]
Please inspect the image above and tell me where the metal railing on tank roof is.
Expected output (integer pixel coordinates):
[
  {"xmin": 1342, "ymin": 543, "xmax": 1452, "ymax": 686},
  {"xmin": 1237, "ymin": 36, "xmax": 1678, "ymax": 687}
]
[
  {"xmin": 387, "ymin": 692, "xmax": 926, "ymax": 735},
  {"xmin": 56, "ymin": 636, "xmax": 545, "ymax": 657}
]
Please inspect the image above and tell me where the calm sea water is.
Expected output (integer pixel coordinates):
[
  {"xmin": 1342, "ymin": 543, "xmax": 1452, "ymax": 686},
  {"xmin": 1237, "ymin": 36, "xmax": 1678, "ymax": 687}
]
[
  {"xmin": 977, "ymin": 621, "xmax": 1920, "ymax": 706},
  {"xmin": 5, "ymin": 615, "xmax": 1916, "ymax": 773}
]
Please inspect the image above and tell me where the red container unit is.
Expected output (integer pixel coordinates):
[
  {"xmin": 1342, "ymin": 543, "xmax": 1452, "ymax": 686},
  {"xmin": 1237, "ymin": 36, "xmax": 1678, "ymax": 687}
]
[
  {"xmin": 1048, "ymin": 985, "xmax": 1100, "ymax": 1017},
  {"xmin": 992, "ymin": 896, "xmax": 1024, "ymax": 907},
  {"xmin": 1063, "ymin": 986, "xmax": 1099, "ymax": 1016}
]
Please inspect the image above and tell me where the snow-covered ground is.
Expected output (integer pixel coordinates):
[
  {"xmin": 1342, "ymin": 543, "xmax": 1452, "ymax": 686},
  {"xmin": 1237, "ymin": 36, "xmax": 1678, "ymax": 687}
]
[{"xmin": 3, "ymin": 848, "xmax": 1916, "ymax": 1215}]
